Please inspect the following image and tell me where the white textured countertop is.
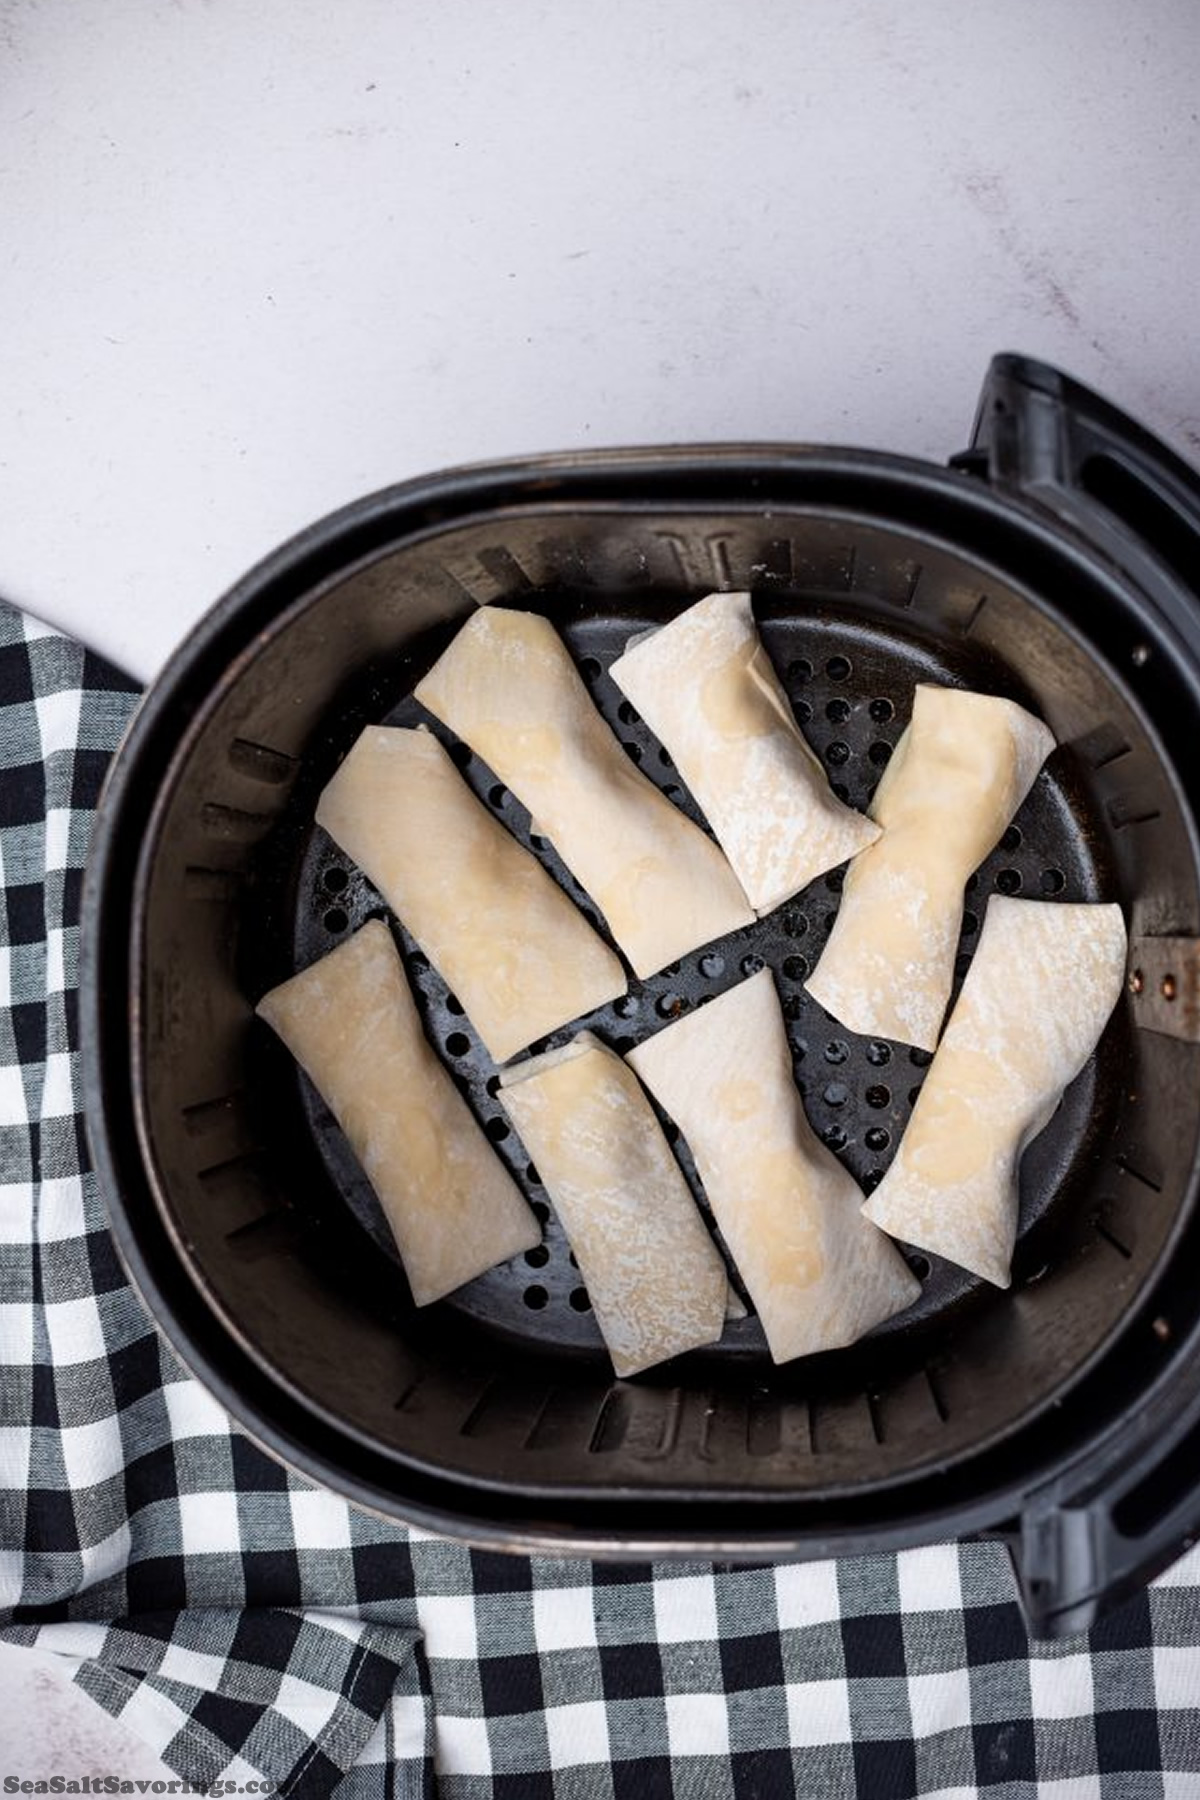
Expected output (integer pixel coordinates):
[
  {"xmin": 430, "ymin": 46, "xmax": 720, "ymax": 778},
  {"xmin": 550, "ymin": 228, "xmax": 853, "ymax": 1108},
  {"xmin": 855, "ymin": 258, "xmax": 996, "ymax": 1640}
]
[
  {"xmin": 2, "ymin": 0, "xmax": 1199, "ymax": 1777},
  {"xmin": 3, "ymin": 0, "xmax": 1199, "ymax": 685}
]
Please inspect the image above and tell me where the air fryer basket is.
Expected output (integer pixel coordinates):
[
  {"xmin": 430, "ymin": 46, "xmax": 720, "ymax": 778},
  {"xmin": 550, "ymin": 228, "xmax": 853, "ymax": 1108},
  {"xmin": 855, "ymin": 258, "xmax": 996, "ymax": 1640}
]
[{"xmin": 85, "ymin": 357, "xmax": 1200, "ymax": 1636}]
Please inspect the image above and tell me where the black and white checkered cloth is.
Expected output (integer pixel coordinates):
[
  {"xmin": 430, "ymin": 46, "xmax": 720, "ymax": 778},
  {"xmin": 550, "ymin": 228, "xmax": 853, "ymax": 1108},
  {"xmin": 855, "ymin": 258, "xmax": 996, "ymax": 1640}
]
[{"xmin": 3, "ymin": 597, "xmax": 1200, "ymax": 1799}]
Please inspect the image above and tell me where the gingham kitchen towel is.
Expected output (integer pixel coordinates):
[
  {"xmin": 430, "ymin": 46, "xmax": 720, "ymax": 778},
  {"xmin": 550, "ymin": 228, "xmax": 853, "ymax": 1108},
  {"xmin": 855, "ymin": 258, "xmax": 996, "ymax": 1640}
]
[{"xmin": 2, "ymin": 597, "xmax": 1200, "ymax": 1800}]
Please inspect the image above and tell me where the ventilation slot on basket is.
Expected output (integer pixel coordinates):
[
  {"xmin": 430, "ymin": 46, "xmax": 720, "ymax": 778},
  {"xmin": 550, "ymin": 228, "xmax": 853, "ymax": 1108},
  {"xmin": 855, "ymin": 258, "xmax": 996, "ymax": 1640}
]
[
  {"xmin": 223, "ymin": 1209, "xmax": 302, "ymax": 1262},
  {"xmin": 182, "ymin": 1091, "xmax": 247, "ymax": 1137},
  {"xmin": 1115, "ymin": 1152, "xmax": 1163, "ymax": 1193},
  {"xmin": 1075, "ymin": 722, "xmax": 1132, "ymax": 770},
  {"xmin": 459, "ymin": 1382, "xmax": 547, "ymax": 1442},
  {"xmin": 866, "ymin": 1391, "xmax": 886, "ymax": 1446},
  {"xmin": 476, "ymin": 544, "xmax": 534, "ymax": 593},
  {"xmin": 746, "ymin": 1394, "xmax": 781, "ymax": 1457},
  {"xmin": 180, "ymin": 1091, "xmax": 254, "ymax": 1165},
  {"xmin": 1093, "ymin": 1217, "xmax": 1133, "ymax": 1260},
  {"xmin": 196, "ymin": 1150, "xmax": 282, "ymax": 1240},
  {"xmin": 867, "ymin": 555, "xmax": 923, "ymax": 609},
  {"xmin": 197, "ymin": 1147, "xmax": 268, "ymax": 1186},
  {"xmin": 706, "ymin": 534, "xmax": 734, "ymax": 587},
  {"xmin": 536, "ymin": 539, "xmax": 594, "ymax": 591},
  {"xmin": 1107, "ymin": 794, "xmax": 1162, "ymax": 831},
  {"xmin": 755, "ymin": 538, "xmax": 794, "ymax": 584},
  {"xmin": 589, "ymin": 1388, "xmax": 683, "ymax": 1458},
  {"xmin": 200, "ymin": 802, "xmax": 277, "ymax": 842},
  {"xmin": 228, "ymin": 738, "xmax": 297, "ymax": 785},
  {"xmin": 959, "ymin": 592, "xmax": 989, "ymax": 636},
  {"xmin": 806, "ymin": 1399, "xmax": 821, "ymax": 1455},
  {"xmin": 653, "ymin": 531, "xmax": 711, "ymax": 588},
  {"xmin": 899, "ymin": 560, "xmax": 922, "ymax": 607},
  {"xmin": 522, "ymin": 1389, "xmax": 592, "ymax": 1452},
  {"xmin": 925, "ymin": 1366, "xmax": 949, "ymax": 1423}
]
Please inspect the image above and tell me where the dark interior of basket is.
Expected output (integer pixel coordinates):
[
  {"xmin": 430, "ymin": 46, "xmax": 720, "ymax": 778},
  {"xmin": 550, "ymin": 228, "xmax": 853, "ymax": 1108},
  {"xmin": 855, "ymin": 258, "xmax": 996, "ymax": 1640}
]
[{"xmin": 136, "ymin": 506, "xmax": 1200, "ymax": 1501}]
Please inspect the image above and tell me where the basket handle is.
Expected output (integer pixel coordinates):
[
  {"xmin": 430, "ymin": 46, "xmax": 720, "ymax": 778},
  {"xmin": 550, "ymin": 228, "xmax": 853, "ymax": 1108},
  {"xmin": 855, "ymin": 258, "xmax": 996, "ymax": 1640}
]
[
  {"xmin": 1004, "ymin": 1370, "xmax": 1200, "ymax": 1638},
  {"xmin": 952, "ymin": 353, "xmax": 1200, "ymax": 631}
]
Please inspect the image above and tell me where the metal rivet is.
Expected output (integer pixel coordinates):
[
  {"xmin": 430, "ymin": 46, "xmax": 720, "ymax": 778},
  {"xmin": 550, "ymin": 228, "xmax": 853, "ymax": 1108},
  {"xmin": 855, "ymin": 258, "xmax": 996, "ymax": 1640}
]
[
  {"xmin": 1162, "ymin": 974, "xmax": 1178, "ymax": 1001},
  {"xmin": 1132, "ymin": 644, "xmax": 1151, "ymax": 667},
  {"xmin": 1153, "ymin": 1316, "xmax": 1171, "ymax": 1342},
  {"xmin": 1129, "ymin": 969, "xmax": 1144, "ymax": 995}
]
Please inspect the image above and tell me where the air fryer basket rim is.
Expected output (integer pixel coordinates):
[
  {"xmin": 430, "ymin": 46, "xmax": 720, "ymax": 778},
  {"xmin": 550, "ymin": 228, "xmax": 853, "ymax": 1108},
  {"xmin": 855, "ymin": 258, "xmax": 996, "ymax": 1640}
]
[
  {"xmin": 127, "ymin": 490, "xmax": 1189, "ymax": 1495},
  {"xmin": 83, "ymin": 355, "xmax": 1200, "ymax": 1635}
]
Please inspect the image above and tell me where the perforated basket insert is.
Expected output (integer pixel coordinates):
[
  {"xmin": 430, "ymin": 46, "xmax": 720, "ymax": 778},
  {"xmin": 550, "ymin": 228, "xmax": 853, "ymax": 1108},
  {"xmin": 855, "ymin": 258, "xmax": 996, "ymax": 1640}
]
[
  {"xmin": 284, "ymin": 607, "xmax": 1112, "ymax": 1355},
  {"xmin": 134, "ymin": 504, "xmax": 1196, "ymax": 1504}
]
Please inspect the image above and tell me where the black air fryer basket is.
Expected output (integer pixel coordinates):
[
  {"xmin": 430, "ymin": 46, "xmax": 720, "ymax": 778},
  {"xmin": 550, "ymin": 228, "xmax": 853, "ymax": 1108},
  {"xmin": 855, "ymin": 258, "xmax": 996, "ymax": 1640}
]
[{"xmin": 84, "ymin": 355, "xmax": 1200, "ymax": 1638}]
